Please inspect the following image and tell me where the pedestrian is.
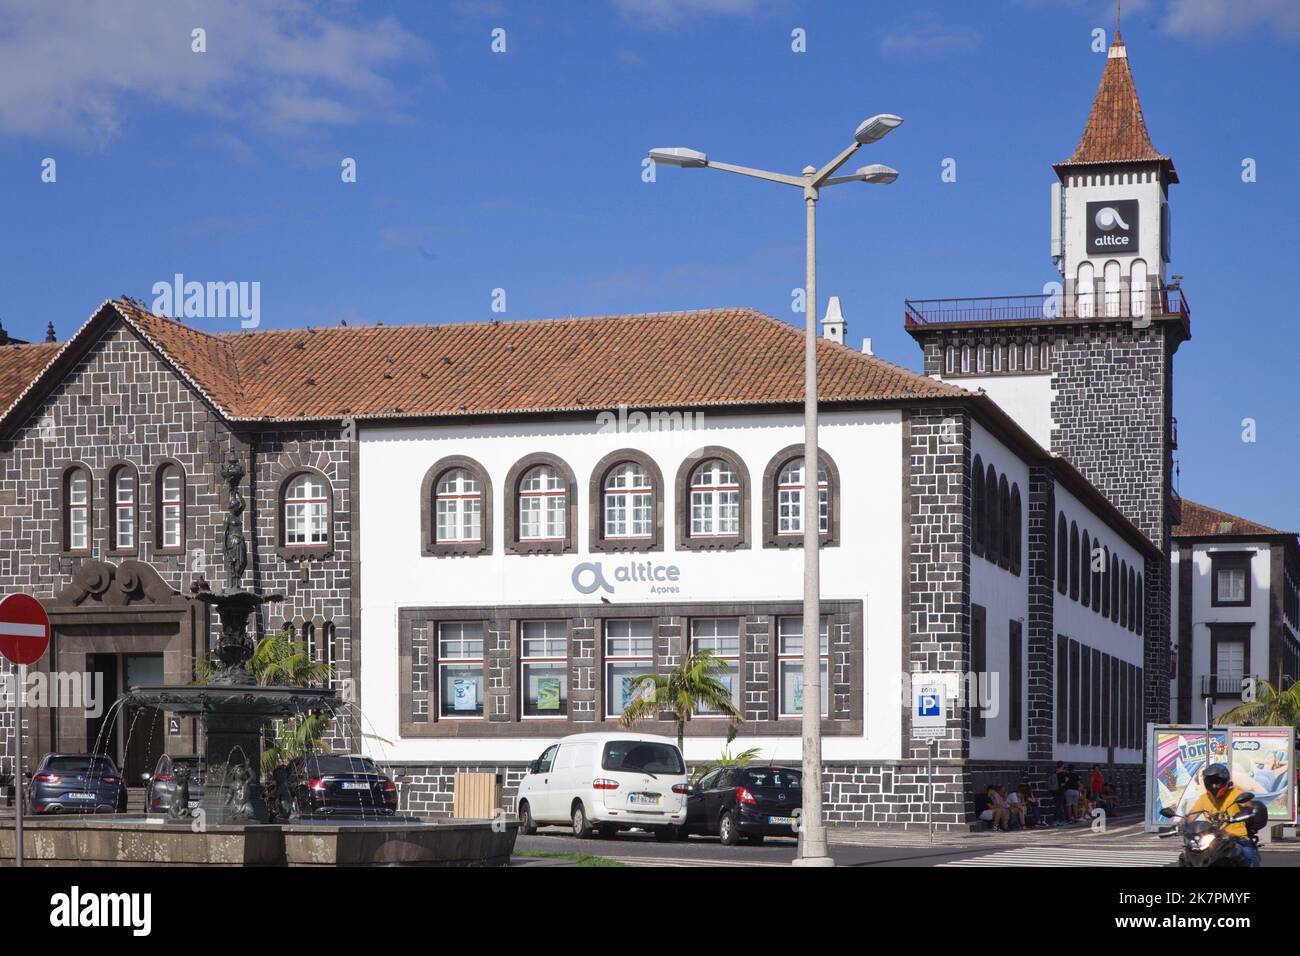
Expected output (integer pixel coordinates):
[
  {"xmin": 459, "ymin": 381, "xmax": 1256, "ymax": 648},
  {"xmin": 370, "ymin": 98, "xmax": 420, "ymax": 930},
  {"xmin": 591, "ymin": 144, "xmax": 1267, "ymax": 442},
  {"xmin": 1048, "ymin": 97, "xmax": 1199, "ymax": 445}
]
[
  {"xmin": 1089, "ymin": 764, "xmax": 1104, "ymax": 801},
  {"xmin": 1047, "ymin": 761, "xmax": 1065, "ymax": 826},
  {"xmin": 1064, "ymin": 764, "xmax": 1082, "ymax": 823}
]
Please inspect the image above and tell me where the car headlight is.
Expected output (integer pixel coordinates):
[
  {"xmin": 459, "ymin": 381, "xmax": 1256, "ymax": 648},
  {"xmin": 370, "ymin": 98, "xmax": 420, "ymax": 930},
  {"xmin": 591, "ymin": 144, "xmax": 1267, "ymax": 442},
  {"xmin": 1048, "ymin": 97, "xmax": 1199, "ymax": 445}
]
[{"xmin": 1193, "ymin": 832, "xmax": 1217, "ymax": 851}]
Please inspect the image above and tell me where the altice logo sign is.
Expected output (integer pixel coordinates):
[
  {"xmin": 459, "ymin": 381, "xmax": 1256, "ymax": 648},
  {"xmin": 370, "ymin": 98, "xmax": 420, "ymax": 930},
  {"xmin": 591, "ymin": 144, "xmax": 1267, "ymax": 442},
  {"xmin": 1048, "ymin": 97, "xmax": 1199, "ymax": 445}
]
[
  {"xmin": 1085, "ymin": 199, "xmax": 1138, "ymax": 256},
  {"xmin": 572, "ymin": 560, "xmax": 681, "ymax": 596}
]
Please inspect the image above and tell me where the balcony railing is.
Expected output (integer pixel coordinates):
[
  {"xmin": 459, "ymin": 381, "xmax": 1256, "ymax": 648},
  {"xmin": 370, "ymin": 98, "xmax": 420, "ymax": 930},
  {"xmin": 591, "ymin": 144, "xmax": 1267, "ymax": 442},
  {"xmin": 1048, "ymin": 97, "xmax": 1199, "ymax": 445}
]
[
  {"xmin": 1200, "ymin": 674, "xmax": 1254, "ymax": 698},
  {"xmin": 904, "ymin": 287, "xmax": 1190, "ymax": 329}
]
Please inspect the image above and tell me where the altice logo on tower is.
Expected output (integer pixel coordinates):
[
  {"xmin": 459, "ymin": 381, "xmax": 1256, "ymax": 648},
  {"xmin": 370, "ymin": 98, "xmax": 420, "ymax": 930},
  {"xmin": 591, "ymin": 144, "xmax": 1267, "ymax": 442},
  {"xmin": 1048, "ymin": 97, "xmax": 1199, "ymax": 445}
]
[{"xmin": 1085, "ymin": 199, "xmax": 1139, "ymax": 256}]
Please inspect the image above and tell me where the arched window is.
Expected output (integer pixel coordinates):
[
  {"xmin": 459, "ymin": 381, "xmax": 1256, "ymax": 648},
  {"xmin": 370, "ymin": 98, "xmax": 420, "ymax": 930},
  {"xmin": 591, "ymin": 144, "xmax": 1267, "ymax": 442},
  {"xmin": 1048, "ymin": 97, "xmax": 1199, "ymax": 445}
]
[
  {"xmin": 1110, "ymin": 553, "xmax": 1121, "ymax": 623},
  {"xmin": 518, "ymin": 466, "xmax": 566, "ymax": 540},
  {"xmin": 284, "ymin": 472, "xmax": 329, "ymax": 547},
  {"xmin": 775, "ymin": 459, "xmax": 829, "ymax": 536},
  {"xmin": 1101, "ymin": 547, "xmax": 1111, "ymax": 618},
  {"xmin": 1057, "ymin": 513, "xmax": 1068, "ymax": 595},
  {"xmin": 604, "ymin": 462, "xmax": 653, "ymax": 540},
  {"xmin": 1076, "ymin": 261, "xmax": 1095, "ymax": 317},
  {"xmin": 108, "ymin": 463, "xmax": 137, "ymax": 552},
  {"xmin": 1040, "ymin": 342, "xmax": 1051, "ymax": 370},
  {"xmin": 63, "ymin": 465, "xmax": 91, "ymax": 552},
  {"xmin": 961, "ymin": 345, "xmax": 970, "ymax": 373},
  {"xmin": 436, "ymin": 468, "xmax": 482, "ymax": 544},
  {"xmin": 1009, "ymin": 484, "xmax": 1022, "ymax": 575},
  {"xmin": 1130, "ymin": 258, "xmax": 1149, "ymax": 317},
  {"xmin": 1120, "ymin": 560, "xmax": 1129, "ymax": 629},
  {"xmin": 998, "ymin": 475, "xmax": 1011, "ymax": 566},
  {"xmin": 986, "ymin": 465, "xmax": 1000, "ymax": 561},
  {"xmin": 155, "ymin": 463, "xmax": 185, "ymax": 551},
  {"xmin": 971, "ymin": 456, "xmax": 985, "ymax": 556},
  {"xmin": 1103, "ymin": 259, "xmax": 1121, "ymax": 317},
  {"xmin": 691, "ymin": 459, "xmax": 740, "ymax": 537},
  {"xmin": 945, "ymin": 346, "xmax": 955, "ymax": 374},
  {"xmin": 1010, "ymin": 343, "xmax": 1020, "ymax": 371},
  {"xmin": 1069, "ymin": 521, "xmax": 1080, "ymax": 601},
  {"xmin": 1128, "ymin": 566, "xmax": 1138, "ymax": 631},
  {"xmin": 1080, "ymin": 532, "xmax": 1092, "ymax": 607}
]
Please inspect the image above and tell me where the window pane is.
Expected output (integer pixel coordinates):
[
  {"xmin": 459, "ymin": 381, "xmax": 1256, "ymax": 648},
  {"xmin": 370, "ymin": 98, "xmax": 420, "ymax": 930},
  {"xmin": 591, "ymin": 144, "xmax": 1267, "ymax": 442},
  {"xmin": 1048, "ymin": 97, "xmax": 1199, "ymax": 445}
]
[
  {"xmin": 605, "ymin": 619, "xmax": 653, "ymax": 657},
  {"xmin": 779, "ymin": 660, "xmax": 830, "ymax": 716},
  {"xmin": 439, "ymin": 663, "xmax": 483, "ymax": 717},
  {"xmin": 438, "ymin": 622, "xmax": 484, "ymax": 659},
  {"xmin": 522, "ymin": 661, "xmax": 568, "ymax": 716},
  {"xmin": 521, "ymin": 620, "xmax": 567, "ymax": 658},
  {"xmin": 777, "ymin": 617, "xmax": 830, "ymax": 655}
]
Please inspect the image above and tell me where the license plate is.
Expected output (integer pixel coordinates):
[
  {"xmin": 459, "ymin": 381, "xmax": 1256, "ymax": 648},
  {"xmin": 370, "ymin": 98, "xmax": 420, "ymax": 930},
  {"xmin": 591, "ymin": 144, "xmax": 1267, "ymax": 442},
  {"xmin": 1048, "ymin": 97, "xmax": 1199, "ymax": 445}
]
[
  {"xmin": 628, "ymin": 792, "xmax": 661, "ymax": 806},
  {"xmin": 768, "ymin": 815, "xmax": 795, "ymax": 826},
  {"xmin": 68, "ymin": 792, "xmax": 96, "ymax": 800},
  {"xmin": 341, "ymin": 782, "xmax": 369, "ymax": 791},
  {"xmin": 188, "ymin": 800, "xmax": 201, "ymax": 808}
]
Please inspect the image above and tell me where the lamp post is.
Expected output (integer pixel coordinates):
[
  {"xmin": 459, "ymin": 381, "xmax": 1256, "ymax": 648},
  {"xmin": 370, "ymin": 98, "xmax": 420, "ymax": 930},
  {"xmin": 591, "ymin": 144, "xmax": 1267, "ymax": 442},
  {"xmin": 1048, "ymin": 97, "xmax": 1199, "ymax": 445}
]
[{"xmin": 649, "ymin": 115, "xmax": 901, "ymax": 866}]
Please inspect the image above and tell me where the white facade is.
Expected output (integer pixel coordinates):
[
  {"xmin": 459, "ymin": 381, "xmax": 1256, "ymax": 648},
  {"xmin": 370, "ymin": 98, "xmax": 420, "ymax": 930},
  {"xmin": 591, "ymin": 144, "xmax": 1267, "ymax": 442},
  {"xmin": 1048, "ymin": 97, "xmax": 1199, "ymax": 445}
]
[
  {"xmin": 964, "ymin": 377, "xmax": 1056, "ymax": 451},
  {"xmin": 357, "ymin": 409, "xmax": 905, "ymax": 765}
]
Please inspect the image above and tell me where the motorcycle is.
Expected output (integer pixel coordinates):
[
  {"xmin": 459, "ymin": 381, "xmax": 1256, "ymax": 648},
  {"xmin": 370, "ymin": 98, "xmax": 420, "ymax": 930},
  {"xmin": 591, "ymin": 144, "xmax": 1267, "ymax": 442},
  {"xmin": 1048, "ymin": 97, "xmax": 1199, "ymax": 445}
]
[{"xmin": 1158, "ymin": 791, "xmax": 1266, "ymax": 867}]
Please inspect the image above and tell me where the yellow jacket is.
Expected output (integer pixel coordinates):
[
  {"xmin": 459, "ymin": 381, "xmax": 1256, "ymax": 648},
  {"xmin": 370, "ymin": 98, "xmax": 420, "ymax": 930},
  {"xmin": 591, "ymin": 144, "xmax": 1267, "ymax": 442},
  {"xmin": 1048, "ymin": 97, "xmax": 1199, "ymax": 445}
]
[{"xmin": 1188, "ymin": 785, "xmax": 1253, "ymax": 839}]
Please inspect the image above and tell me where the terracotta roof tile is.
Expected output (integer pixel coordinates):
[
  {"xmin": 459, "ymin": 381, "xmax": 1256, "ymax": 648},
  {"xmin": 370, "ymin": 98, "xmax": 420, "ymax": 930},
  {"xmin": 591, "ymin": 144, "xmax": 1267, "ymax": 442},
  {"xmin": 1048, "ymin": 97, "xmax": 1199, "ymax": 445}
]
[
  {"xmin": 1175, "ymin": 499, "xmax": 1290, "ymax": 538},
  {"xmin": 0, "ymin": 341, "xmax": 62, "ymax": 418},
  {"xmin": 1056, "ymin": 35, "xmax": 1176, "ymax": 180},
  {"xmin": 3, "ymin": 300, "xmax": 968, "ymax": 428}
]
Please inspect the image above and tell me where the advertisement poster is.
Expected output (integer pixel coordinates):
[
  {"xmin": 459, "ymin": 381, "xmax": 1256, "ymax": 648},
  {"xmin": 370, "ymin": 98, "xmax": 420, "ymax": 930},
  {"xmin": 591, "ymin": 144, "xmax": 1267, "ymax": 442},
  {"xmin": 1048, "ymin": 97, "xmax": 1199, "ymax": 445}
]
[
  {"xmin": 537, "ymin": 676, "xmax": 561, "ymax": 712},
  {"xmin": 1230, "ymin": 728, "xmax": 1296, "ymax": 821},
  {"xmin": 1147, "ymin": 726, "xmax": 1227, "ymax": 829},
  {"xmin": 452, "ymin": 677, "xmax": 478, "ymax": 712}
]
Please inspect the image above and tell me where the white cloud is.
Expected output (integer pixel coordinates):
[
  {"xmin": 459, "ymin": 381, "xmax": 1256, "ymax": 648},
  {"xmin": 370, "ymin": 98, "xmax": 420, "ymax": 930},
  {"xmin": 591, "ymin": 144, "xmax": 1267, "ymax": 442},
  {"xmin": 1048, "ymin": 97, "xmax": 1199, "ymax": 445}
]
[
  {"xmin": 0, "ymin": 0, "xmax": 427, "ymax": 144},
  {"xmin": 880, "ymin": 18, "xmax": 981, "ymax": 56},
  {"xmin": 1161, "ymin": 0, "xmax": 1300, "ymax": 39},
  {"xmin": 612, "ymin": 0, "xmax": 766, "ymax": 29}
]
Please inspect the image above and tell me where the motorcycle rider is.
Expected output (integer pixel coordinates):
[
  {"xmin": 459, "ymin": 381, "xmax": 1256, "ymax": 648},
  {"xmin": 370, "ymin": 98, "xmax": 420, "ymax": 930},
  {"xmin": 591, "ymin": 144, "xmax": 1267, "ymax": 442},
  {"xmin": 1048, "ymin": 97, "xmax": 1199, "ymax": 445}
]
[{"xmin": 1187, "ymin": 763, "xmax": 1262, "ymax": 867}]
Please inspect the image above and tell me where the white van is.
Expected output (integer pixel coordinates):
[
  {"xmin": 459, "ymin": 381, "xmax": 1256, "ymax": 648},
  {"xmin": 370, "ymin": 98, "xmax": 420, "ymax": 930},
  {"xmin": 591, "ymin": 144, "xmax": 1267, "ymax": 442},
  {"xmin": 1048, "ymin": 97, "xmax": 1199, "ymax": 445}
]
[{"xmin": 515, "ymin": 732, "xmax": 689, "ymax": 840}]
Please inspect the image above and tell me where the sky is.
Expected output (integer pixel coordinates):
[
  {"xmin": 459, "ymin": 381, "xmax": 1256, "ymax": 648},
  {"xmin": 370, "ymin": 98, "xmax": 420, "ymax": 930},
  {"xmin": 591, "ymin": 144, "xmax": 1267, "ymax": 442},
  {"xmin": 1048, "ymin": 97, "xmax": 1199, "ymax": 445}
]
[{"xmin": 0, "ymin": 0, "xmax": 1296, "ymax": 530}]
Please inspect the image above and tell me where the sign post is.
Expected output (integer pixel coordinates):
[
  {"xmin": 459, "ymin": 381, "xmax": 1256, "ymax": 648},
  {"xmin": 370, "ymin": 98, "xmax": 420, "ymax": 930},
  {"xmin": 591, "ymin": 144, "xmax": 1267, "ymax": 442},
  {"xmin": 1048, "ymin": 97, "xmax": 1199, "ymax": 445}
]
[
  {"xmin": 913, "ymin": 680, "xmax": 947, "ymax": 847},
  {"xmin": 0, "ymin": 593, "xmax": 52, "ymax": 869}
]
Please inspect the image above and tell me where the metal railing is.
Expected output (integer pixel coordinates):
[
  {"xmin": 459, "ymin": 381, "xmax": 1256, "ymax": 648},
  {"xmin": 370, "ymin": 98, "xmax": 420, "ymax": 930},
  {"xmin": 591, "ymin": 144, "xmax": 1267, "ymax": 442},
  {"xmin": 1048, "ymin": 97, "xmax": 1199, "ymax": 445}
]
[
  {"xmin": 1200, "ymin": 674, "xmax": 1253, "ymax": 698},
  {"xmin": 904, "ymin": 287, "xmax": 1189, "ymax": 328}
]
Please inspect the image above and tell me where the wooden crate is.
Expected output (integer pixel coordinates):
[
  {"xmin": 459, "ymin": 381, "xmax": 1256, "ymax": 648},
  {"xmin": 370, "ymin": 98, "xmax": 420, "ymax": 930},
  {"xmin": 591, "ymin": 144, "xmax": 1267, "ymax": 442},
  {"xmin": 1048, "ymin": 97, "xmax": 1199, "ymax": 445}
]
[{"xmin": 452, "ymin": 771, "xmax": 502, "ymax": 819}]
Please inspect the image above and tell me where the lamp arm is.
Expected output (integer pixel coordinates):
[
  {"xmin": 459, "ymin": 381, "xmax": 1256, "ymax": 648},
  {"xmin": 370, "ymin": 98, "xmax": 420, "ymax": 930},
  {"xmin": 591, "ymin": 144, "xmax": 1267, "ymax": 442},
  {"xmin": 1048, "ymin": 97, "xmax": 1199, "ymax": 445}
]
[
  {"xmin": 810, "ymin": 141, "xmax": 861, "ymax": 186},
  {"xmin": 702, "ymin": 160, "xmax": 805, "ymax": 187}
]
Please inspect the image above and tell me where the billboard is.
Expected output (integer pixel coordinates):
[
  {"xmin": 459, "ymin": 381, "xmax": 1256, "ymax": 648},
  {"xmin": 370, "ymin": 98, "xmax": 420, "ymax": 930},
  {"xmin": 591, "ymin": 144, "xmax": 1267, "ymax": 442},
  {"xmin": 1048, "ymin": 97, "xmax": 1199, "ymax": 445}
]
[{"xmin": 1147, "ymin": 724, "xmax": 1297, "ymax": 830}]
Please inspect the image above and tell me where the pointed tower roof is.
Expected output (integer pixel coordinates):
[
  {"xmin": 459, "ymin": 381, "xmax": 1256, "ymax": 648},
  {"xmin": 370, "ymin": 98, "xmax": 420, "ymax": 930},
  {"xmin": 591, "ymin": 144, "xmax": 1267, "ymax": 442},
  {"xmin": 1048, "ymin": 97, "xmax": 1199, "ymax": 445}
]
[{"xmin": 1054, "ymin": 32, "xmax": 1177, "ymax": 182}]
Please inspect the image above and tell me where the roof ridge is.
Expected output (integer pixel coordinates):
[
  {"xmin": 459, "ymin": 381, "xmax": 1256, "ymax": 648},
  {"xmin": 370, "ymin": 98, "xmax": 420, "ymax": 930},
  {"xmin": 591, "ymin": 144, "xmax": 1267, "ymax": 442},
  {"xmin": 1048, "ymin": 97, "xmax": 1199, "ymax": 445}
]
[{"xmin": 1179, "ymin": 498, "xmax": 1285, "ymax": 536}]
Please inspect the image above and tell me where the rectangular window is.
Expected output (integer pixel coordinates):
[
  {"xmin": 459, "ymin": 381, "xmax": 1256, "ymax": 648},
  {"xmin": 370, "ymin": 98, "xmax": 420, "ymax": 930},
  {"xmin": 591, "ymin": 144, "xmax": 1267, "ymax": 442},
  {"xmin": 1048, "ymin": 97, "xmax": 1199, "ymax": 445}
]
[
  {"xmin": 114, "ymin": 473, "xmax": 134, "ymax": 549},
  {"xmin": 1210, "ymin": 553, "xmax": 1251, "ymax": 607},
  {"xmin": 1080, "ymin": 645, "xmax": 1091, "ymax": 746},
  {"xmin": 1110, "ymin": 657, "xmax": 1120, "ymax": 748},
  {"xmin": 1056, "ymin": 634, "xmax": 1068, "ymax": 744},
  {"xmin": 1091, "ymin": 647, "xmax": 1102, "ymax": 745},
  {"xmin": 1118, "ymin": 662, "xmax": 1128, "ymax": 749},
  {"xmin": 438, "ymin": 622, "xmax": 484, "ymax": 719},
  {"xmin": 1069, "ymin": 639, "xmax": 1080, "ymax": 744},
  {"xmin": 970, "ymin": 605, "xmax": 986, "ymax": 738},
  {"xmin": 161, "ymin": 471, "xmax": 182, "ymax": 548},
  {"xmin": 521, "ymin": 620, "xmax": 568, "ymax": 717},
  {"xmin": 1008, "ymin": 620, "xmax": 1022, "ymax": 742},
  {"xmin": 1101, "ymin": 652, "xmax": 1111, "ymax": 745},
  {"xmin": 605, "ymin": 619, "xmax": 653, "ymax": 717},
  {"xmin": 691, "ymin": 617, "xmax": 740, "ymax": 715},
  {"xmin": 777, "ymin": 617, "xmax": 829, "ymax": 718}
]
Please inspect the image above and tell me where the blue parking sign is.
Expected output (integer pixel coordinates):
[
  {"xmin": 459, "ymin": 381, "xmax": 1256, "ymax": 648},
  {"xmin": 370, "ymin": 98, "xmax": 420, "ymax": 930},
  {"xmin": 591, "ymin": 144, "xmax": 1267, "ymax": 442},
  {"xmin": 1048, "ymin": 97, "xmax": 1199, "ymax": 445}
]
[{"xmin": 919, "ymin": 692, "xmax": 940, "ymax": 717}]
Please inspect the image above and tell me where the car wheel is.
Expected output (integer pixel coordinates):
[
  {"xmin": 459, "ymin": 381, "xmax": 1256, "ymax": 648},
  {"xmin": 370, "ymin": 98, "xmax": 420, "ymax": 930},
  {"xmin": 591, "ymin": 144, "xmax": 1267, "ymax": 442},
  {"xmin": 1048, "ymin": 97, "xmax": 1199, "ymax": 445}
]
[
  {"xmin": 571, "ymin": 802, "xmax": 593, "ymax": 839},
  {"xmin": 744, "ymin": 835, "xmax": 765, "ymax": 846},
  {"xmin": 674, "ymin": 825, "xmax": 690, "ymax": 841},
  {"xmin": 518, "ymin": 801, "xmax": 537, "ymax": 835},
  {"xmin": 719, "ymin": 811, "xmax": 738, "ymax": 846},
  {"xmin": 653, "ymin": 826, "xmax": 677, "ymax": 843}
]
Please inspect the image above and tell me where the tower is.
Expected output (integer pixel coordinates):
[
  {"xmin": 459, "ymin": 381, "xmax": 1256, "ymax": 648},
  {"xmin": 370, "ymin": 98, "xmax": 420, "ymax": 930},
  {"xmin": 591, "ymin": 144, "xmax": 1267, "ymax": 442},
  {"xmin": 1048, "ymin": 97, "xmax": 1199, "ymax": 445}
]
[{"xmin": 905, "ymin": 31, "xmax": 1188, "ymax": 727}]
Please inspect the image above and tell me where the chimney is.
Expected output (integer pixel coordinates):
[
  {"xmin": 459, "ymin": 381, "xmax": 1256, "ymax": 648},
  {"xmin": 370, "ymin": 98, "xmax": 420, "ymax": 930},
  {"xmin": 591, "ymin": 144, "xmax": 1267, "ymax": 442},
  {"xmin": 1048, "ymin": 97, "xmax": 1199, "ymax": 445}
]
[
  {"xmin": 821, "ymin": 295, "xmax": 846, "ymax": 345},
  {"xmin": 861, "ymin": 337, "xmax": 873, "ymax": 355}
]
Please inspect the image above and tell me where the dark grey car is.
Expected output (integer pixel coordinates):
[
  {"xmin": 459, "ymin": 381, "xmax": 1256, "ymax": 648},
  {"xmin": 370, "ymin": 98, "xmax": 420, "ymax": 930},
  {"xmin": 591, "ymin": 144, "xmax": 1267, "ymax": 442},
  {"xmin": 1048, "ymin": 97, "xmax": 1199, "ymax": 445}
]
[
  {"xmin": 26, "ymin": 753, "xmax": 127, "ymax": 814},
  {"xmin": 141, "ymin": 754, "xmax": 206, "ymax": 815}
]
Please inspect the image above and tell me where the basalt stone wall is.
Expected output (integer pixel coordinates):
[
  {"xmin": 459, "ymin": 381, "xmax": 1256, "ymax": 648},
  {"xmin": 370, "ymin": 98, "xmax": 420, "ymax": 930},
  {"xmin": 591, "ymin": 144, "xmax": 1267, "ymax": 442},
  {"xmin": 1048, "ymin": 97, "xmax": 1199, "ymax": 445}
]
[
  {"xmin": 1027, "ymin": 468, "xmax": 1056, "ymax": 761},
  {"xmin": 1049, "ymin": 322, "xmax": 1175, "ymax": 732},
  {"xmin": 0, "ymin": 319, "xmax": 356, "ymax": 768},
  {"xmin": 969, "ymin": 760, "xmax": 1146, "ymax": 821}
]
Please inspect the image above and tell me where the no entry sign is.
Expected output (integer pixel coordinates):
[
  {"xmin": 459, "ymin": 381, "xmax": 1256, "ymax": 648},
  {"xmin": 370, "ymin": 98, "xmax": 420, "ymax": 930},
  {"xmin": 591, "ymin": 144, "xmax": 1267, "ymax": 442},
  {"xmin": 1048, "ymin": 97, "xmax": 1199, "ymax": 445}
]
[{"xmin": 0, "ymin": 592, "xmax": 50, "ymax": 666}]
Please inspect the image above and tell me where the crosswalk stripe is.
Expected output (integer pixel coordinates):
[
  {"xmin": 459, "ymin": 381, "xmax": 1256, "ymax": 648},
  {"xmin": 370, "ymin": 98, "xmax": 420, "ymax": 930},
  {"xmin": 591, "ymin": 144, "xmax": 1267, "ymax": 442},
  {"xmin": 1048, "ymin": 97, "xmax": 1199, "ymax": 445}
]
[
  {"xmin": 613, "ymin": 855, "xmax": 783, "ymax": 867},
  {"xmin": 940, "ymin": 847, "xmax": 1179, "ymax": 867}
]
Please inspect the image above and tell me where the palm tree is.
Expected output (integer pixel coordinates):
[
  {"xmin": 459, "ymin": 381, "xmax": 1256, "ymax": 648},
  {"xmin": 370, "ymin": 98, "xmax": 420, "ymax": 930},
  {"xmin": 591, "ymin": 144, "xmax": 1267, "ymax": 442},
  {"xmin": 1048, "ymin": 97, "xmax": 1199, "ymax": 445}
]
[
  {"xmin": 618, "ymin": 649, "xmax": 742, "ymax": 754},
  {"xmin": 196, "ymin": 627, "xmax": 335, "ymax": 776},
  {"xmin": 1219, "ymin": 680, "xmax": 1300, "ymax": 729}
]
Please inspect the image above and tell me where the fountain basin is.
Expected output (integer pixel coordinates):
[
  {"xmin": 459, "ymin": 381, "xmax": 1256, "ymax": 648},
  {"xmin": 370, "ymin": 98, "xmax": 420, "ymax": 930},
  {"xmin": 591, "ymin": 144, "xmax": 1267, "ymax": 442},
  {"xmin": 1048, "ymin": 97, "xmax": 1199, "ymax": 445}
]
[
  {"xmin": 128, "ymin": 684, "xmax": 337, "ymax": 717},
  {"xmin": 0, "ymin": 814, "xmax": 517, "ymax": 866}
]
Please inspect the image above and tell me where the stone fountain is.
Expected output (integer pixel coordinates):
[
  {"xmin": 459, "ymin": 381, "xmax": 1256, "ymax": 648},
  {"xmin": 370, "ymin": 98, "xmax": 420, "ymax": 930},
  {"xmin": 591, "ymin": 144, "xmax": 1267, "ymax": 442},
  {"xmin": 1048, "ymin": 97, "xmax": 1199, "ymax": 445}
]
[{"xmin": 128, "ymin": 451, "xmax": 337, "ymax": 825}]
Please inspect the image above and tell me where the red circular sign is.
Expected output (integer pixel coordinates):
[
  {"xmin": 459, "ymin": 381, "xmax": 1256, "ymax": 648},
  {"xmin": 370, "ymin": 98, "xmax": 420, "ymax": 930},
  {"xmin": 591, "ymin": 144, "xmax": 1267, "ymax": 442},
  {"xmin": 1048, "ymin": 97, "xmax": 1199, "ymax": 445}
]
[{"xmin": 0, "ymin": 593, "xmax": 50, "ymax": 666}]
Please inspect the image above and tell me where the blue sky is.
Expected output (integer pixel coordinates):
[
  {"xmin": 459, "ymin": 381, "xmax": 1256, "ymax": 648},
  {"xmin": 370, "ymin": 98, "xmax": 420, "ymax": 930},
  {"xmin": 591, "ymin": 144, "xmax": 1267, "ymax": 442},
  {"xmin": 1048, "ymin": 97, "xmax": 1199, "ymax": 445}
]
[{"xmin": 1, "ymin": 0, "xmax": 1296, "ymax": 529}]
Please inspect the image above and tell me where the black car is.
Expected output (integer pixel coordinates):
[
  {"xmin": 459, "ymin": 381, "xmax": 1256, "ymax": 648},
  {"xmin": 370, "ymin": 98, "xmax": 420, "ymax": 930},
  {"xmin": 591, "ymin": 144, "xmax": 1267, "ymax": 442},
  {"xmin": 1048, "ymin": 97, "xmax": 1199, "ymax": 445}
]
[
  {"xmin": 289, "ymin": 754, "xmax": 398, "ymax": 816},
  {"xmin": 683, "ymin": 764, "xmax": 802, "ymax": 845},
  {"xmin": 25, "ymin": 753, "xmax": 127, "ymax": 815},
  {"xmin": 141, "ymin": 754, "xmax": 206, "ymax": 815}
]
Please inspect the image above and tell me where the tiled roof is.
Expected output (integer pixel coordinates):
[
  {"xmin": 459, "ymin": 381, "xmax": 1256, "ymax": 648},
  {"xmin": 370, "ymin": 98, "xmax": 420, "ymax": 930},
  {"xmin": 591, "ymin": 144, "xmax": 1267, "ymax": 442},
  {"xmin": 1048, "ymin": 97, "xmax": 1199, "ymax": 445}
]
[
  {"xmin": 1056, "ymin": 34, "xmax": 1177, "ymax": 181},
  {"xmin": 0, "ymin": 341, "xmax": 62, "ymax": 419},
  {"xmin": 1176, "ymin": 499, "xmax": 1290, "ymax": 539},
  {"xmin": 2, "ymin": 299, "xmax": 967, "ymax": 427}
]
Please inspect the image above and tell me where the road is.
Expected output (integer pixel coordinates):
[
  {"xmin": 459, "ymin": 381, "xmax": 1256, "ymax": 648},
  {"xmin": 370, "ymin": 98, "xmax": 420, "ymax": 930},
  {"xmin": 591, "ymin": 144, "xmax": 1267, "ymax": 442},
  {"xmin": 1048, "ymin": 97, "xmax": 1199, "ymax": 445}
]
[{"xmin": 514, "ymin": 822, "xmax": 1300, "ymax": 867}]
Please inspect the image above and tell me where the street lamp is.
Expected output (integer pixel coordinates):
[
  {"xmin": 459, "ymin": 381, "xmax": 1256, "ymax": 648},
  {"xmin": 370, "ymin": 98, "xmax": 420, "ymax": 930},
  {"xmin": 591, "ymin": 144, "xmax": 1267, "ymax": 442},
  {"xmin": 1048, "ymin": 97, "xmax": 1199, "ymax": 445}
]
[{"xmin": 649, "ymin": 114, "xmax": 901, "ymax": 867}]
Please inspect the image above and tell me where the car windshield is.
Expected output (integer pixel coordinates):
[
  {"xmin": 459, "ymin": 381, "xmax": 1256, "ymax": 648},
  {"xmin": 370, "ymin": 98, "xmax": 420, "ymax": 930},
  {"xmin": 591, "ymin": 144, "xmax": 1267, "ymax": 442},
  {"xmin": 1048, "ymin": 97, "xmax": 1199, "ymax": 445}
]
[
  {"xmin": 171, "ymin": 758, "xmax": 204, "ymax": 773},
  {"xmin": 602, "ymin": 741, "xmax": 684, "ymax": 775},
  {"xmin": 310, "ymin": 756, "xmax": 381, "ymax": 775},
  {"xmin": 47, "ymin": 756, "xmax": 117, "ymax": 774},
  {"xmin": 738, "ymin": 768, "xmax": 802, "ymax": 789}
]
